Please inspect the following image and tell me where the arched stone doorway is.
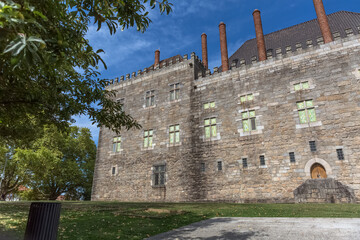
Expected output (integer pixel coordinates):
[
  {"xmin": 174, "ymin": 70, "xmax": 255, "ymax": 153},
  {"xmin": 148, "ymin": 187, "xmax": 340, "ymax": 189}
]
[
  {"xmin": 310, "ymin": 163, "xmax": 327, "ymax": 179},
  {"xmin": 304, "ymin": 158, "xmax": 332, "ymax": 178}
]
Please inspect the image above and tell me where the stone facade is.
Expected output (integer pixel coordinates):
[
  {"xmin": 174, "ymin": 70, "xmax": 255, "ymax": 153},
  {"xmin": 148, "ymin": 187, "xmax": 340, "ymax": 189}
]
[{"xmin": 92, "ymin": 33, "xmax": 360, "ymax": 203}]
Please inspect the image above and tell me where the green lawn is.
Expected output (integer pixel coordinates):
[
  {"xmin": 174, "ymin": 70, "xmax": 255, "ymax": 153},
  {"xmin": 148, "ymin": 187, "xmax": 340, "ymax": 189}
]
[{"xmin": 0, "ymin": 202, "xmax": 359, "ymax": 240}]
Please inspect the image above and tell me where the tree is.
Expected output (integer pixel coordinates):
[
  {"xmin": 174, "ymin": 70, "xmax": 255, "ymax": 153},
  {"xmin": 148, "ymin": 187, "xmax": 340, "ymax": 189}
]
[
  {"xmin": 0, "ymin": 142, "xmax": 31, "ymax": 200},
  {"xmin": 0, "ymin": 0, "xmax": 173, "ymax": 142},
  {"xmin": 16, "ymin": 125, "xmax": 96, "ymax": 200}
]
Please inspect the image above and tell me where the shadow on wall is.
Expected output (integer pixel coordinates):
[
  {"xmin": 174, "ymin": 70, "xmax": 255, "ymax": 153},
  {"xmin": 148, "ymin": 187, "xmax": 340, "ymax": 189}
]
[{"xmin": 146, "ymin": 217, "xmax": 265, "ymax": 240}]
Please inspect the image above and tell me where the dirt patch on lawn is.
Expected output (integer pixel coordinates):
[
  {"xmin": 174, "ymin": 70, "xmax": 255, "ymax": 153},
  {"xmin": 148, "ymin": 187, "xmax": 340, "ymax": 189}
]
[{"xmin": 145, "ymin": 208, "xmax": 172, "ymax": 214}]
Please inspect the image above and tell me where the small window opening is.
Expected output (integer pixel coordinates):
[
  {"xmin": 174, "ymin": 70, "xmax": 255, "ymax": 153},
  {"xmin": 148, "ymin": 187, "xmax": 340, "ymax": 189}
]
[
  {"xmin": 217, "ymin": 161, "xmax": 223, "ymax": 171},
  {"xmin": 242, "ymin": 158, "xmax": 248, "ymax": 168},
  {"xmin": 336, "ymin": 149, "xmax": 344, "ymax": 160},
  {"xmin": 201, "ymin": 163, "xmax": 206, "ymax": 172},
  {"xmin": 112, "ymin": 167, "xmax": 116, "ymax": 175},
  {"xmin": 309, "ymin": 141, "xmax": 317, "ymax": 152},
  {"xmin": 289, "ymin": 152, "xmax": 296, "ymax": 163},
  {"xmin": 259, "ymin": 155, "xmax": 265, "ymax": 166}
]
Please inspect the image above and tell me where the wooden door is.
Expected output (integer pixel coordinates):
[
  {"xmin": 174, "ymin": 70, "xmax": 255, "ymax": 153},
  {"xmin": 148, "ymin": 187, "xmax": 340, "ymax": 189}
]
[{"xmin": 311, "ymin": 163, "xmax": 327, "ymax": 179}]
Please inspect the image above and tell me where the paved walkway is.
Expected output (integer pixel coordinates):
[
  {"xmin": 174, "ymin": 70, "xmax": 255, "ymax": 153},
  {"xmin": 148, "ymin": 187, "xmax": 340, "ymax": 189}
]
[{"xmin": 147, "ymin": 217, "xmax": 360, "ymax": 240}]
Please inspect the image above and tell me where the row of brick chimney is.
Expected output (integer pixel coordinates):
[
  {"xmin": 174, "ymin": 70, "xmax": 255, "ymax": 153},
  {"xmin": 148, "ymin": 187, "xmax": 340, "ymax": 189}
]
[{"xmin": 154, "ymin": 0, "xmax": 333, "ymax": 72}]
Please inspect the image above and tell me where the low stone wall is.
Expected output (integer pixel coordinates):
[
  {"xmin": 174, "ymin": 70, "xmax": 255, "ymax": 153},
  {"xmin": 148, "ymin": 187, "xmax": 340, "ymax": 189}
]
[{"xmin": 294, "ymin": 178, "xmax": 356, "ymax": 203}]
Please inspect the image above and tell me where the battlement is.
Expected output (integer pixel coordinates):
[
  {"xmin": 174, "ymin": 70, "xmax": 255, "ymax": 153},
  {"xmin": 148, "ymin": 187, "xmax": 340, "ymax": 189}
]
[
  {"xmin": 105, "ymin": 52, "xmax": 205, "ymax": 89},
  {"xmin": 196, "ymin": 33, "xmax": 360, "ymax": 83}
]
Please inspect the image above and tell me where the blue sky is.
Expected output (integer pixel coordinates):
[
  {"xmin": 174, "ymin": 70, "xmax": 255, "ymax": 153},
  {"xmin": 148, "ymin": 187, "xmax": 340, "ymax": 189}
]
[{"xmin": 74, "ymin": 0, "xmax": 360, "ymax": 144}]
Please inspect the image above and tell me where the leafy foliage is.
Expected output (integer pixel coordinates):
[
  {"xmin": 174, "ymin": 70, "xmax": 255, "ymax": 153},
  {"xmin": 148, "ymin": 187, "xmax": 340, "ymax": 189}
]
[
  {"xmin": 15, "ymin": 125, "xmax": 96, "ymax": 200},
  {"xmin": 0, "ymin": 0, "xmax": 173, "ymax": 142}
]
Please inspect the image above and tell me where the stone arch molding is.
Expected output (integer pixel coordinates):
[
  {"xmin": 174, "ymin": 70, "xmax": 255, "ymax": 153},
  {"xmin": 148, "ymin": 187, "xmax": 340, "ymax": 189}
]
[{"xmin": 304, "ymin": 158, "xmax": 332, "ymax": 177}]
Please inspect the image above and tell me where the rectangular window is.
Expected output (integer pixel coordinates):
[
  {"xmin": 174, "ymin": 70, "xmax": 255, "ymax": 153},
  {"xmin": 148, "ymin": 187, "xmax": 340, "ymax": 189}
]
[
  {"xmin": 170, "ymin": 83, "xmax": 180, "ymax": 101},
  {"xmin": 204, "ymin": 101, "xmax": 216, "ymax": 109},
  {"xmin": 336, "ymin": 149, "xmax": 344, "ymax": 160},
  {"xmin": 240, "ymin": 94, "xmax": 254, "ymax": 103},
  {"xmin": 169, "ymin": 125, "xmax": 180, "ymax": 144},
  {"xmin": 143, "ymin": 130, "xmax": 153, "ymax": 148},
  {"xmin": 294, "ymin": 81, "xmax": 310, "ymax": 91},
  {"xmin": 309, "ymin": 141, "xmax": 317, "ymax": 152},
  {"xmin": 242, "ymin": 110, "xmax": 256, "ymax": 132},
  {"xmin": 297, "ymin": 100, "xmax": 317, "ymax": 124},
  {"xmin": 112, "ymin": 136, "xmax": 121, "ymax": 152},
  {"xmin": 204, "ymin": 118, "xmax": 217, "ymax": 139},
  {"xmin": 217, "ymin": 161, "xmax": 222, "ymax": 171},
  {"xmin": 242, "ymin": 158, "xmax": 248, "ymax": 168},
  {"xmin": 112, "ymin": 167, "xmax": 116, "ymax": 175},
  {"xmin": 260, "ymin": 155, "xmax": 265, "ymax": 166},
  {"xmin": 201, "ymin": 163, "xmax": 206, "ymax": 172},
  {"xmin": 145, "ymin": 90, "xmax": 155, "ymax": 107},
  {"xmin": 153, "ymin": 165, "xmax": 166, "ymax": 186},
  {"xmin": 289, "ymin": 152, "xmax": 296, "ymax": 163}
]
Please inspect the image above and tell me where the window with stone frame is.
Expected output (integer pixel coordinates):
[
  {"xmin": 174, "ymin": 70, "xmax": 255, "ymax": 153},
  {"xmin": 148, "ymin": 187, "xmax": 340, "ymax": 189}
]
[
  {"xmin": 240, "ymin": 94, "xmax": 254, "ymax": 103},
  {"xmin": 294, "ymin": 81, "xmax": 310, "ymax": 91},
  {"xmin": 297, "ymin": 100, "xmax": 317, "ymax": 124},
  {"xmin": 143, "ymin": 130, "xmax": 153, "ymax": 148},
  {"xmin": 169, "ymin": 125, "xmax": 180, "ymax": 145},
  {"xmin": 170, "ymin": 83, "xmax": 180, "ymax": 101},
  {"xmin": 259, "ymin": 155, "xmax": 265, "ymax": 166},
  {"xmin": 204, "ymin": 118, "xmax": 217, "ymax": 139},
  {"xmin": 145, "ymin": 90, "xmax": 155, "ymax": 107},
  {"xmin": 112, "ymin": 167, "xmax": 116, "ymax": 175},
  {"xmin": 336, "ymin": 149, "xmax": 344, "ymax": 160},
  {"xmin": 201, "ymin": 162, "xmax": 206, "ymax": 172},
  {"xmin": 242, "ymin": 158, "xmax": 248, "ymax": 168},
  {"xmin": 242, "ymin": 110, "xmax": 256, "ymax": 132},
  {"xmin": 203, "ymin": 101, "xmax": 216, "ymax": 110},
  {"xmin": 112, "ymin": 136, "xmax": 121, "ymax": 153},
  {"xmin": 153, "ymin": 164, "xmax": 166, "ymax": 187},
  {"xmin": 217, "ymin": 161, "xmax": 223, "ymax": 171},
  {"xmin": 289, "ymin": 152, "xmax": 296, "ymax": 163}
]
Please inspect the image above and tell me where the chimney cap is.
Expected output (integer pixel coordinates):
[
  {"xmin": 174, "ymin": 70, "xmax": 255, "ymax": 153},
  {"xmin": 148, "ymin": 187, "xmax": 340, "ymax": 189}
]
[
  {"xmin": 219, "ymin": 22, "xmax": 226, "ymax": 26},
  {"xmin": 253, "ymin": 9, "xmax": 261, "ymax": 15},
  {"xmin": 201, "ymin": 32, "xmax": 207, "ymax": 36},
  {"xmin": 155, "ymin": 49, "xmax": 160, "ymax": 52}
]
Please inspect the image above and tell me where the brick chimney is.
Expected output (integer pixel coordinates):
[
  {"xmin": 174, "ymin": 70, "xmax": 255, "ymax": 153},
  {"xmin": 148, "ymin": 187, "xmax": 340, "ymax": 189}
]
[
  {"xmin": 253, "ymin": 9, "xmax": 267, "ymax": 61},
  {"xmin": 219, "ymin": 22, "xmax": 229, "ymax": 72},
  {"xmin": 154, "ymin": 49, "xmax": 160, "ymax": 66},
  {"xmin": 313, "ymin": 0, "xmax": 333, "ymax": 43},
  {"xmin": 201, "ymin": 33, "xmax": 208, "ymax": 69}
]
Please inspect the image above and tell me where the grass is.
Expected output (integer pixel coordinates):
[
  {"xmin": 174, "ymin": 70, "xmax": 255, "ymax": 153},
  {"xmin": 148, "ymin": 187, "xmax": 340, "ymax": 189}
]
[{"xmin": 0, "ymin": 201, "xmax": 360, "ymax": 239}]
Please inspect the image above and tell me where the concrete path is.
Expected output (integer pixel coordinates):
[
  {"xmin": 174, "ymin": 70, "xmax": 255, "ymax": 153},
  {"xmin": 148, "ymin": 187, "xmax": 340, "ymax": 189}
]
[{"xmin": 147, "ymin": 217, "xmax": 360, "ymax": 240}]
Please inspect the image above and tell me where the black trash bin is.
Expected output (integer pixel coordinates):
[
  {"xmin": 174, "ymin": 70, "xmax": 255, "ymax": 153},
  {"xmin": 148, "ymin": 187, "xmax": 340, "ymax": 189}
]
[{"xmin": 24, "ymin": 202, "xmax": 61, "ymax": 240}]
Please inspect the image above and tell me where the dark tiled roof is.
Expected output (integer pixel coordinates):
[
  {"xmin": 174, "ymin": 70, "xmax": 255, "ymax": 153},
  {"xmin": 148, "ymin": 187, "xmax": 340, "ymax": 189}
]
[{"xmin": 228, "ymin": 11, "xmax": 360, "ymax": 67}]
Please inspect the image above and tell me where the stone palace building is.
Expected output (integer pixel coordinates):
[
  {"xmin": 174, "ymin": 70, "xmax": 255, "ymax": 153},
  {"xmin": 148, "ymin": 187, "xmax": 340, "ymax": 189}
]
[{"xmin": 92, "ymin": 0, "xmax": 360, "ymax": 203}]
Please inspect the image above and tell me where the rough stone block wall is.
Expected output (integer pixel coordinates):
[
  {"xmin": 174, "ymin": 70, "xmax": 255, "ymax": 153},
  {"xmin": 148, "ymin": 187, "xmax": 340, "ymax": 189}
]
[{"xmin": 92, "ymin": 35, "xmax": 360, "ymax": 203}]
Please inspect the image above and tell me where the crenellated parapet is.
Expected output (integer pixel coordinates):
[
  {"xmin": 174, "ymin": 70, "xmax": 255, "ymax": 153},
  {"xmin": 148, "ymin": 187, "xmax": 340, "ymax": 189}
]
[
  {"xmin": 196, "ymin": 33, "xmax": 360, "ymax": 82},
  {"xmin": 105, "ymin": 52, "xmax": 205, "ymax": 89}
]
